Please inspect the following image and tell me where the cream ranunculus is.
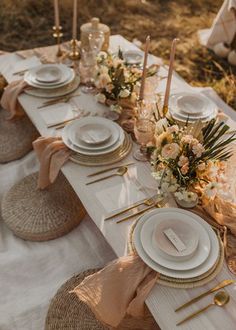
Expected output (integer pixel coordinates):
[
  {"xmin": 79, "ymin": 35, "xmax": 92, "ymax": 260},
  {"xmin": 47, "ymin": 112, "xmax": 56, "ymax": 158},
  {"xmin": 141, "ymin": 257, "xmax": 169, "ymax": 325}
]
[
  {"xmin": 95, "ymin": 73, "xmax": 111, "ymax": 89},
  {"xmin": 95, "ymin": 93, "xmax": 106, "ymax": 104},
  {"xmin": 110, "ymin": 104, "xmax": 122, "ymax": 114},
  {"xmin": 161, "ymin": 143, "xmax": 180, "ymax": 159},
  {"xmin": 119, "ymin": 89, "xmax": 130, "ymax": 98}
]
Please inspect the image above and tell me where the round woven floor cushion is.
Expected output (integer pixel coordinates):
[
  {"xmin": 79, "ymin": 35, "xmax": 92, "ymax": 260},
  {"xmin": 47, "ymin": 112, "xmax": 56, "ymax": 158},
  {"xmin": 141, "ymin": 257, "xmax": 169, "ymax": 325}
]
[
  {"xmin": 45, "ymin": 269, "xmax": 160, "ymax": 330},
  {"xmin": 0, "ymin": 109, "xmax": 39, "ymax": 163},
  {"xmin": 1, "ymin": 172, "xmax": 86, "ymax": 241}
]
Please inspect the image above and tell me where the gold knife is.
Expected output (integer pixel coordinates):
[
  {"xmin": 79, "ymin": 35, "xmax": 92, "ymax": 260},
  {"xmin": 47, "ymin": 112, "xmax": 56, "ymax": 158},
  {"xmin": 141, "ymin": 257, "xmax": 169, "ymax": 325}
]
[
  {"xmin": 87, "ymin": 163, "xmax": 135, "ymax": 177},
  {"xmin": 175, "ymin": 279, "xmax": 235, "ymax": 312},
  {"xmin": 116, "ymin": 203, "xmax": 156, "ymax": 224},
  {"xmin": 48, "ymin": 116, "xmax": 79, "ymax": 129}
]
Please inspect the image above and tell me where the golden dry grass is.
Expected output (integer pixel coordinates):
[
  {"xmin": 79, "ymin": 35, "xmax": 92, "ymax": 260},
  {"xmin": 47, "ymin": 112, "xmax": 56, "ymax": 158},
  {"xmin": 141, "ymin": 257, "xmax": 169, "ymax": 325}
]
[{"xmin": 0, "ymin": 0, "xmax": 235, "ymax": 109}]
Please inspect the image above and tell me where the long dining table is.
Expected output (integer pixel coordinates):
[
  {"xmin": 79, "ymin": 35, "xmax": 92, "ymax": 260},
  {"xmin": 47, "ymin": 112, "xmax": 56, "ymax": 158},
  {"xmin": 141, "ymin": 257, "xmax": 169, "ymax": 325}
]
[{"xmin": 0, "ymin": 35, "xmax": 236, "ymax": 330}]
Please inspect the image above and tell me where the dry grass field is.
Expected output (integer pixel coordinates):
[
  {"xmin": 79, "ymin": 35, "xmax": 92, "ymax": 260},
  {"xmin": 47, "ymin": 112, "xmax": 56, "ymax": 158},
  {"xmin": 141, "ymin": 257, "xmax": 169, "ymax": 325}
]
[{"xmin": 0, "ymin": 0, "xmax": 235, "ymax": 109}]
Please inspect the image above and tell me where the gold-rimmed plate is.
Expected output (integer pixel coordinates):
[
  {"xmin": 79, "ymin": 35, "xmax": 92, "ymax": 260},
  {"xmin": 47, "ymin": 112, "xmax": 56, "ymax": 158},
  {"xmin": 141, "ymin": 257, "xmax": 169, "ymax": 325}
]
[{"xmin": 70, "ymin": 132, "xmax": 133, "ymax": 166}]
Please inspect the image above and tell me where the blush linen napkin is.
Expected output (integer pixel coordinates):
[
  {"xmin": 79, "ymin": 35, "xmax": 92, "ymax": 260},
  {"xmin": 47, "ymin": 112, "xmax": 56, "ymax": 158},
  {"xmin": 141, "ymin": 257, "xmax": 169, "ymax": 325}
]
[
  {"xmin": 0, "ymin": 79, "xmax": 28, "ymax": 119},
  {"xmin": 33, "ymin": 136, "xmax": 71, "ymax": 189},
  {"xmin": 71, "ymin": 254, "xmax": 159, "ymax": 328}
]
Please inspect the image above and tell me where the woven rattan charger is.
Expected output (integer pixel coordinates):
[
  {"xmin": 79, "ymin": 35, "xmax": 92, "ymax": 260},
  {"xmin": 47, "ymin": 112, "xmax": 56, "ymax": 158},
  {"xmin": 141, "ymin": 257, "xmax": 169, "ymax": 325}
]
[
  {"xmin": 0, "ymin": 108, "xmax": 39, "ymax": 163},
  {"xmin": 45, "ymin": 268, "xmax": 160, "ymax": 330},
  {"xmin": 1, "ymin": 172, "xmax": 86, "ymax": 241}
]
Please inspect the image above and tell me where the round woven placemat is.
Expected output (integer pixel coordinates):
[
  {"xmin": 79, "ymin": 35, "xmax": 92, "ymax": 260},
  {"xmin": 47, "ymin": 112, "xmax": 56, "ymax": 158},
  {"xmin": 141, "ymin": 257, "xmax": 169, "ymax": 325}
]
[
  {"xmin": 0, "ymin": 109, "xmax": 39, "ymax": 163},
  {"xmin": 45, "ymin": 268, "xmax": 160, "ymax": 330},
  {"xmin": 128, "ymin": 219, "xmax": 224, "ymax": 289},
  {"xmin": 1, "ymin": 172, "xmax": 86, "ymax": 241}
]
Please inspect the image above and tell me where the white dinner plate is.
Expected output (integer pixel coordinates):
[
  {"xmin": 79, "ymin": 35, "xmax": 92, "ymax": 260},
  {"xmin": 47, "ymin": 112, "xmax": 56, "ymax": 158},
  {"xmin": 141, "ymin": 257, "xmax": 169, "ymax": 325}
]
[
  {"xmin": 176, "ymin": 93, "xmax": 210, "ymax": 115},
  {"xmin": 24, "ymin": 64, "xmax": 75, "ymax": 89},
  {"xmin": 35, "ymin": 65, "xmax": 62, "ymax": 83},
  {"xmin": 62, "ymin": 118, "xmax": 125, "ymax": 156},
  {"xmin": 79, "ymin": 124, "xmax": 111, "ymax": 145},
  {"xmin": 24, "ymin": 75, "xmax": 80, "ymax": 99},
  {"xmin": 169, "ymin": 93, "xmax": 217, "ymax": 122},
  {"xmin": 152, "ymin": 218, "xmax": 199, "ymax": 260},
  {"xmin": 140, "ymin": 212, "xmax": 210, "ymax": 270},
  {"xmin": 69, "ymin": 117, "xmax": 120, "ymax": 151},
  {"xmin": 169, "ymin": 105, "xmax": 217, "ymax": 123},
  {"xmin": 123, "ymin": 50, "xmax": 143, "ymax": 65},
  {"xmin": 133, "ymin": 208, "xmax": 219, "ymax": 278}
]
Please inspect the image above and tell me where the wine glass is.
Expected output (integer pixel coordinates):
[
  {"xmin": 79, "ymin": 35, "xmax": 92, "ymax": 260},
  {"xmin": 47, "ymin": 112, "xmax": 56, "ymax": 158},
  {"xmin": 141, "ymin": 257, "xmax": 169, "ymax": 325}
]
[
  {"xmin": 88, "ymin": 31, "xmax": 105, "ymax": 55},
  {"xmin": 80, "ymin": 48, "xmax": 97, "ymax": 93},
  {"xmin": 133, "ymin": 118, "xmax": 155, "ymax": 161}
]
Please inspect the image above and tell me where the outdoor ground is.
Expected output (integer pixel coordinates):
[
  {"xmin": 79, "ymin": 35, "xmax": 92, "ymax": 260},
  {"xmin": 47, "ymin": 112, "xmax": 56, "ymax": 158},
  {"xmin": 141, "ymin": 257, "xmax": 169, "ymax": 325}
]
[{"xmin": 0, "ymin": 0, "xmax": 235, "ymax": 109}]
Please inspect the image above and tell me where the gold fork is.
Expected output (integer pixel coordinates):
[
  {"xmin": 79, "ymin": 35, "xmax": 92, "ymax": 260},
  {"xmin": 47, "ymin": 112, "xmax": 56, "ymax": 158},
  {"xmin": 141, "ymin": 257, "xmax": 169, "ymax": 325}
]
[
  {"xmin": 104, "ymin": 196, "xmax": 157, "ymax": 221},
  {"xmin": 116, "ymin": 199, "xmax": 166, "ymax": 224},
  {"xmin": 37, "ymin": 93, "xmax": 81, "ymax": 109}
]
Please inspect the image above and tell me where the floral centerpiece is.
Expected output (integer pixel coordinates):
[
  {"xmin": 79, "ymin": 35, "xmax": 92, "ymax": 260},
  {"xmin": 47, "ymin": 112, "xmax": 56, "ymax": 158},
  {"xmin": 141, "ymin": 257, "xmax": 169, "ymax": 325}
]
[
  {"xmin": 94, "ymin": 50, "xmax": 158, "ymax": 114},
  {"xmin": 151, "ymin": 118, "xmax": 236, "ymax": 206}
]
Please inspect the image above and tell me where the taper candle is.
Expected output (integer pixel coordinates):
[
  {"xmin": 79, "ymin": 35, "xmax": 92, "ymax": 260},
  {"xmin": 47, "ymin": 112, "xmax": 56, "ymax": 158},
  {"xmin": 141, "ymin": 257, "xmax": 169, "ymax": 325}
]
[
  {"xmin": 72, "ymin": 0, "xmax": 78, "ymax": 40},
  {"xmin": 139, "ymin": 35, "xmax": 150, "ymax": 101},
  {"xmin": 54, "ymin": 0, "xmax": 60, "ymax": 28},
  {"xmin": 163, "ymin": 38, "xmax": 179, "ymax": 113}
]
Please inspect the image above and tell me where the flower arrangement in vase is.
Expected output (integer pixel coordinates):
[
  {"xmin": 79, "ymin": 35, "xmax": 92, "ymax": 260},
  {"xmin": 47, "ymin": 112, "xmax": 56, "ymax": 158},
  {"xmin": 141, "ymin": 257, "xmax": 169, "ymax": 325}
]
[
  {"xmin": 94, "ymin": 50, "xmax": 158, "ymax": 116},
  {"xmin": 151, "ymin": 118, "xmax": 236, "ymax": 207}
]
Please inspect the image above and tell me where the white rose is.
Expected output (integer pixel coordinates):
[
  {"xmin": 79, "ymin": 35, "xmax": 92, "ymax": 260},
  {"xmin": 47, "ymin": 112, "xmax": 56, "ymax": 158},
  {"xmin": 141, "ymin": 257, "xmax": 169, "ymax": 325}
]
[
  {"xmin": 110, "ymin": 104, "xmax": 122, "ymax": 114},
  {"xmin": 119, "ymin": 89, "xmax": 130, "ymax": 98},
  {"xmin": 95, "ymin": 93, "xmax": 106, "ymax": 104}
]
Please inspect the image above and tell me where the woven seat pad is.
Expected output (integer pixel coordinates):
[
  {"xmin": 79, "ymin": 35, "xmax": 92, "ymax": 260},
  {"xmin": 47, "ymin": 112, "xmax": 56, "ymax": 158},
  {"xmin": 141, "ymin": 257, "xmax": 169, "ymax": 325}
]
[
  {"xmin": 1, "ymin": 172, "xmax": 86, "ymax": 241},
  {"xmin": 0, "ymin": 109, "xmax": 39, "ymax": 163},
  {"xmin": 45, "ymin": 268, "xmax": 160, "ymax": 330}
]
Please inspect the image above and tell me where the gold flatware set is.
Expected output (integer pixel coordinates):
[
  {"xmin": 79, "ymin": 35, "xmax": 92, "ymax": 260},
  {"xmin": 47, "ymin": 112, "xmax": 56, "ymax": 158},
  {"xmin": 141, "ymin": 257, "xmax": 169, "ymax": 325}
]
[
  {"xmin": 86, "ymin": 164, "xmax": 166, "ymax": 223},
  {"xmin": 175, "ymin": 279, "xmax": 235, "ymax": 326},
  {"xmin": 177, "ymin": 291, "xmax": 230, "ymax": 326},
  {"xmin": 37, "ymin": 93, "xmax": 81, "ymax": 109},
  {"xmin": 116, "ymin": 199, "xmax": 166, "ymax": 224},
  {"xmin": 86, "ymin": 166, "xmax": 128, "ymax": 185}
]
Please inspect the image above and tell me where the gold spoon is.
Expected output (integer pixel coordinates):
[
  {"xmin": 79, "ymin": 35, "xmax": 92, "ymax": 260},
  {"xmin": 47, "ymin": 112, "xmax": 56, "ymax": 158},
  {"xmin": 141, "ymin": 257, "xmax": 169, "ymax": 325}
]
[
  {"xmin": 86, "ymin": 166, "xmax": 128, "ymax": 185},
  {"xmin": 177, "ymin": 291, "xmax": 230, "ymax": 326}
]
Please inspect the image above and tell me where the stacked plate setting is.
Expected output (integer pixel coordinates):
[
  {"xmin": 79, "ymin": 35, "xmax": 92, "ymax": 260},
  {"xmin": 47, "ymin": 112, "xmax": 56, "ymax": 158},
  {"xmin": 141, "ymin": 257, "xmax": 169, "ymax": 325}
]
[
  {"xmin": 169, "ymin": 92, "xmax": 218, "ymax": 123},
  {"xmin": 62, "ymin": 117, "xmax": 131, "ymax": 165},
  {"xmin": 24, "ymin": 64, "xmax": 80, "ymax": 98},
  {"xmin": 133, "ymin": 208, "xmax": 221, "ymax": 281}
]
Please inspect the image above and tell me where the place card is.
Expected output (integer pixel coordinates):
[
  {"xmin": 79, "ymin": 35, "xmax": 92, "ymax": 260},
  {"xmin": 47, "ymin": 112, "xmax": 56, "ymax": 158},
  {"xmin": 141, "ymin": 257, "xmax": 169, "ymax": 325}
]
[{"xmin": 163, "ymin": 228, "xmax": 186, "ymax": 252}]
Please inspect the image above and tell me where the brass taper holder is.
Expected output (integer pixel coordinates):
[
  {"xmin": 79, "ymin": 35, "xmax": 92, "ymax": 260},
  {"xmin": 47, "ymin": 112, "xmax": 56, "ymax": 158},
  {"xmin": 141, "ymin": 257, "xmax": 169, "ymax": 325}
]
[
  {"xmin": 68, "ymin": 39, "xmax": 80, "ymax": 61},
  {"xmin": 53, "ymin": 25, "xmax": 63, "ymax": 57}
]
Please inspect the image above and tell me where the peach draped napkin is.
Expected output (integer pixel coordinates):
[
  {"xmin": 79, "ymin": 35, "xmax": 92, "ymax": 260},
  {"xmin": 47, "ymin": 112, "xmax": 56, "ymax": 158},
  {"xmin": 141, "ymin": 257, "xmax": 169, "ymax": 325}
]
[
  {"xmin": 33, "ymin": 137, "xmax": 71, "ymax": 189},
  {"xmin": 0, "ymin": 79, "xmax": 28, "ymax": 119},
  {"xmin": 71, "ymin": 255, "xmax": 158, "ymax": 328}
]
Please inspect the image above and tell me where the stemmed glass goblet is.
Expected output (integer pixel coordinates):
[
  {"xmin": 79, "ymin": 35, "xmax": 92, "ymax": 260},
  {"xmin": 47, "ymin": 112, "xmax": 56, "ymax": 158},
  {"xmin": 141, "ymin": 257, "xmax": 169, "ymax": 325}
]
[{"xmin": 133, "ymin": 118, "xmax": 155, "ymax": 161}]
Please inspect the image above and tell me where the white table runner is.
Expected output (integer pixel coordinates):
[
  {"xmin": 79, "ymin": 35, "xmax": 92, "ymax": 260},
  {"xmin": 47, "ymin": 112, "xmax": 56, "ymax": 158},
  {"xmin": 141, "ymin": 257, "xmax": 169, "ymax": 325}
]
[{"xmin": 0, "ymin": 35, "xmax": 236, "ymax": 330}]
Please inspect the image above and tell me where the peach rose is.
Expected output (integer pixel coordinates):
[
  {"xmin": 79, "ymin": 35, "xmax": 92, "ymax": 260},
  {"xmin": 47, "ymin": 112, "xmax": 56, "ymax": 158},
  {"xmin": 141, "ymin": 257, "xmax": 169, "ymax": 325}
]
[{"xmin": 161, "ymin": 143, "xmax": 180, "ymax": 159}]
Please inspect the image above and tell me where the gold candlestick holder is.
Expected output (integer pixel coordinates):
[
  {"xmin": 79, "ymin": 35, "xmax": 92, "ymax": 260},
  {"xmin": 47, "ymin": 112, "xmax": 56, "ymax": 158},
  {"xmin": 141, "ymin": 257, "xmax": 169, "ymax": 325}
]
[
  {"xmin": 68, "ymin": 39, "xmax": 80, "ymax": 61},
  {"xmin": 53, "ymin": 26, "xmax": 64, "ymax": 57}
]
